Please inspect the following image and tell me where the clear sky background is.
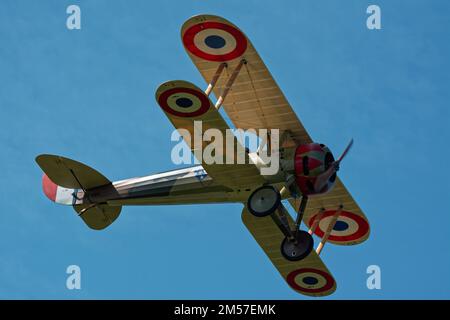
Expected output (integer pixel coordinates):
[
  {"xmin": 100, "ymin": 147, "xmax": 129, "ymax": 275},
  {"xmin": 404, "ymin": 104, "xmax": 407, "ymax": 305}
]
[{"xmin": 0, "ymin": 0, "xmax": 449, "ymax": 299}]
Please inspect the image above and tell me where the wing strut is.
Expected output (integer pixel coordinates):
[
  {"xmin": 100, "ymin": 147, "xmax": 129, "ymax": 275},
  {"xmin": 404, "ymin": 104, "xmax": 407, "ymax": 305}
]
[
  {"xmin": 201, "ymin": 59, "xmax": 246, "ymax": 109},
  {"xmin": 215, "ymin": 59, "xmax": 246, "ymax": 110},
  {"xmin": 308, "ymin": 208, "xmax": 326, "ymax": 235},
  {"xmin": 205, "ymin": 62, "xmax": 226, "ymax": 96},
  {"xmin": 316, "ymin": 206, "xmax": 342, "ymax": 255},
  {"xmin": 289, "ymin": 194, "xmax": 346, "ymax": 255}
]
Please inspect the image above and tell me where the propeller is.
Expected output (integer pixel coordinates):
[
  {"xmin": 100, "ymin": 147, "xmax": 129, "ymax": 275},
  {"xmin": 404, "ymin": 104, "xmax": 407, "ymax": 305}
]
[{"xmin": 314, "ymin": 139, "xmax": 354, "ymax": 192}]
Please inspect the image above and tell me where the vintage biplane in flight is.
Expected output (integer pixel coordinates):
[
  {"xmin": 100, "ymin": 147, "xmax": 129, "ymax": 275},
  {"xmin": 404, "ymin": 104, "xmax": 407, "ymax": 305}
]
[{"xmin": 36, "ymin": 15, "xmax": 370, "ymax": 297}]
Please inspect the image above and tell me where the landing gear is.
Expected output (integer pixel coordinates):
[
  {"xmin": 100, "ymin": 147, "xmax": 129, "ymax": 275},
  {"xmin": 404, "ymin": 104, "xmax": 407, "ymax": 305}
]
[
  {"xmin": 247, "ymin": 186, "xmax": 281, "ymax": 217},
  {"xmin": 247, "ymin": 185, "xmax": 314, "ymax": 261},
  {"xmin": 279, "ymin": 195, "xmax": 313, "ymax": 260},
  {"xmin": 281, "ymin": 230, "xmax": 313, "ymax": 261}
]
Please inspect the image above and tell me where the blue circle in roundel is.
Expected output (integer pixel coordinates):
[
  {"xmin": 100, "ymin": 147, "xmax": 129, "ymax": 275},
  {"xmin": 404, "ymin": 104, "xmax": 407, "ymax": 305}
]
[
  {"xmin": 204, "ymin": 35, "xmax": 226, "ymax": 49},
  {"xmin": 175, "ymin": 97, "xmax": 193, "ymax": 108},
  {"xmin": 302, "ymin": 276, "xmax": 318, "ymax": 286},
  {"xmin": 333, "ymin": 220, "xmax": 349, "ymax": 231}
]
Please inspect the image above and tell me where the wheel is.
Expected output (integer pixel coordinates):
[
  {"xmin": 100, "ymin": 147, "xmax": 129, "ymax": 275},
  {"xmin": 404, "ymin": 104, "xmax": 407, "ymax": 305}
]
[
  {"xmin": 247, "ymin": 186, "xmax": 281, "ymax": 217},
  {"xmin": 281, "ymin": 230, "xmax": 314, "ymax": 261}
]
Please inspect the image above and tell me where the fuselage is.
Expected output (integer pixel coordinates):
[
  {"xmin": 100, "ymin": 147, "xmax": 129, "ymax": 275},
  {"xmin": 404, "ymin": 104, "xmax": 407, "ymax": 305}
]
[
  {"xmin": 87, "ymin": 165, "xmax": 254, "ymax": 206},
  {"xmin": 49, "ymin": 151, "xmax": 288, "ymax": 208}
]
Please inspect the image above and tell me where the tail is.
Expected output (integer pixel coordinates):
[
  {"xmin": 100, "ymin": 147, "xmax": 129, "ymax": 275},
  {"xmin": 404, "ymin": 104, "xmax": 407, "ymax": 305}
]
[{"xmin": 36, "ymin": 154, "xmax": 121, "ymax": 230}]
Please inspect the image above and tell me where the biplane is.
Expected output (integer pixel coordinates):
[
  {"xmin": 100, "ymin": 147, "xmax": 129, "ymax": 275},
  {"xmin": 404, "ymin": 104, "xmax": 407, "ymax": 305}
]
[{"xmin": 36, "ymin": 15, "xmax": 370, "ymax": 297}]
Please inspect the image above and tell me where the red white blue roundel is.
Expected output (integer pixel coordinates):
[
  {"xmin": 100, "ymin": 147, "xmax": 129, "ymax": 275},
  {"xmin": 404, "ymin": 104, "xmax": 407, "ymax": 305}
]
[
  {"xmin": 183, "ymin": 21, "xmax": 247, "ymax": 61},
  {"xmin": 308, "ymin": 210, "xmax": 369, "ymax": 242},
  {"xmin": 158, "ymin": 87, "xmax": 210, "ymax": 118},
  {"xmin": 287, "ymin": 268, "xmax": 334, "ymax": 294}
]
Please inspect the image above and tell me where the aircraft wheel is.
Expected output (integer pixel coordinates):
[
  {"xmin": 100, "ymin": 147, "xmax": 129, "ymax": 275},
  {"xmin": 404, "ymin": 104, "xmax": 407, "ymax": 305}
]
[
  {"xmin": 281, "ymin": 230, "xmax": 314, "ymax": 261},
  {"xmin": 247, "ymin": 186, "xmax": 281, "ymax": 217}
]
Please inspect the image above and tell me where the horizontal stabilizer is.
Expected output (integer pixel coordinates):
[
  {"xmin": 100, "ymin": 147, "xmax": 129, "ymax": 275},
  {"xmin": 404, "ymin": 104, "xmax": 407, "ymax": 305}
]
[
  {"xmin": 74, "ymin": 204, "xmax": 121, "ymax": 230},
  {"xmin": 36, "ymin": 154, "xmax": 110, "ymax": 190}
]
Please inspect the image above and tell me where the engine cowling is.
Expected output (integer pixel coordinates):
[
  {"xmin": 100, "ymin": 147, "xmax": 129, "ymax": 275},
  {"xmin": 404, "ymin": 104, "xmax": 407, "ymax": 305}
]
[{"xmin": 294, "ymin": 143, "xmax": 337, "ymax": 195}]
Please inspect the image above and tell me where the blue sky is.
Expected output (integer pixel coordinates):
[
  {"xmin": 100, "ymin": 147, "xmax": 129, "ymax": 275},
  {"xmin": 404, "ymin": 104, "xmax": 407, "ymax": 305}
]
[{"xmin": 0, "ymin": 0, "xmax": 449, "ymax": 299}]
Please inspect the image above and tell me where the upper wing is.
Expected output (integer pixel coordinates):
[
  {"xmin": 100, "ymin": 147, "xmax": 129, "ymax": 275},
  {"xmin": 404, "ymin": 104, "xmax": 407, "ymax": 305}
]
[
  {"xmin": 181, "ymin": 14, "xmax": 312, "ymax": 145},
  {"xmin": 181, "ymin": 15, "xmax": 370, "ymax": 246},
  {"xmin": 155, "ymin": 80, "xmax": 265, "ymax": 189},
  {"xmin": 289, "ymin": 178, "xmax": 370, "ymax": 245},
  {"xmin": 242, "ymin": 207, "xmax": 336, "ymax": 297}
]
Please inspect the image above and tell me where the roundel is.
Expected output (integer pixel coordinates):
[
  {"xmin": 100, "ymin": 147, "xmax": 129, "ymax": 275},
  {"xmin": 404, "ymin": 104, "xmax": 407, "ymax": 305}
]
[
  {"xmin": 286, "ymin": 268, "xmax": 335, "ymax": 294},
  {"xmin": 183, "ymin": 21, "xmax": 247, "ymax": 61},
  {"xmin": 308, "ymin": 210, "xmax": 369, "ymax": 242},
  {"xmin": 158, "ymin": 87, "xmax": 210, "ymax": 118}
]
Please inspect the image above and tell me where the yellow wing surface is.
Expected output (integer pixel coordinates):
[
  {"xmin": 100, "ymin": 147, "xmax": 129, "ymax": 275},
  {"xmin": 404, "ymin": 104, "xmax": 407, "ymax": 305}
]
[
  {"xmin": 242, "ymin": 207, "xmax": 336, "ymax": 297},
  {"xmin": 155, "ymin": 80, "xmax": 265, "ymax": 189},
  {"xmin": 289, "ymin": 179, "xmax": 370, "ymax": 245},
  {"xmin": 181, "ymin": 14, "xmax": 313, "ymax": 145}
]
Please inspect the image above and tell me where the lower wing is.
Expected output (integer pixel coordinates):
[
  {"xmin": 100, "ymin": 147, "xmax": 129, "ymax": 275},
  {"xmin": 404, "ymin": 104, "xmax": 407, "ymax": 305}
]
[
  {"xmin": 242, "ymin": 207, "xmax": 336, "ymax": 297},
  {"xmin": 289, "ymin": 178, "xmax": 370, "ymax": 246}
]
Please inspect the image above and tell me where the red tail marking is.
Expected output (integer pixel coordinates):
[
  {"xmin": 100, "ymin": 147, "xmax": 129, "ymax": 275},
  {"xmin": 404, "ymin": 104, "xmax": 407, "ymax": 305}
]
[{"xmin": 42, "ymin": 174, "xmax": 57, "ymax": 201}]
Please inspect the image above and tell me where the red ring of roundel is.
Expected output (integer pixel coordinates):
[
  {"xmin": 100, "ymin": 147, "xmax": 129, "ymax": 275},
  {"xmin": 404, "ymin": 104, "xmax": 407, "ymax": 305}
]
[
  {"xmin": 286, "ymin": 268, "xmax": 335, "ymax": 293},
  {"xmin": 182, "ymin": 21, "xmax": 248, "ymax": 62},
  {"xmin": 308, "ymin": 210, "xmax": 369, "ymax": 242},
  {"xmin": 158, "ymin": 87, "xmax": 210, "ymax": 118}
]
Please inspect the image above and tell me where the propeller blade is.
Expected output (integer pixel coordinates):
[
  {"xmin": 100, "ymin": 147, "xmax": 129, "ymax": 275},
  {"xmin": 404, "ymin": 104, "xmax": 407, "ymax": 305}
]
[
  {"xmin": 314, "ymin": 166, "xmax": 335, "ymax": 192},
  {"xmin": 338, "ymin": 138, "xmax": 353, "ymax": 163},
  {"xmin": 314, "ymin": 139, "xmax": 354, "ymax": 192}
]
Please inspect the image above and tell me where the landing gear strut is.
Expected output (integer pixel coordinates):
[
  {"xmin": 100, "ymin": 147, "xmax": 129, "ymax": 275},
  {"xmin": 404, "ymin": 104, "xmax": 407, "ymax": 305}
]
[
  {"xmin": 247, "ymin": 186, "xmax": 314, "ymax": 261},
  {"xmin": 279, "ymin": 196, "xmax": 313, "ymax": 261}
]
